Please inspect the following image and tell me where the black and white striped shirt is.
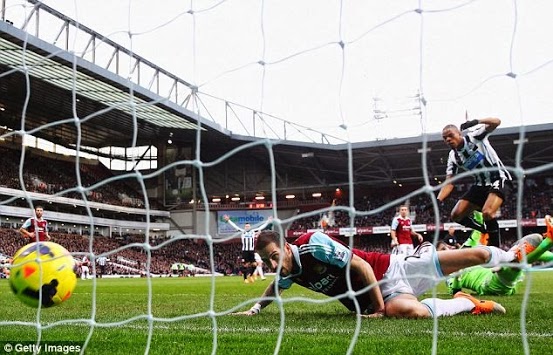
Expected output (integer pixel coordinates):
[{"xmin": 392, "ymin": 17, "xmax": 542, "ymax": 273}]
[
  {"xmin": 227, "ymin": 219, "xmax": 270, "ymax": 252},
  {"xmin": 446, "ymin": 125, "xmax": 512, "ymax": 186}
]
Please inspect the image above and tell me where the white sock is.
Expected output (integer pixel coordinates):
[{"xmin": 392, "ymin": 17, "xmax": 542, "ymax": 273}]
[
  {"xmin": 478, "ymin": 246, "xmax": 515, "ymax": 267},
  {"xmin": 421, "ymin": 297, "xmax": 474, "ymax": 317}
]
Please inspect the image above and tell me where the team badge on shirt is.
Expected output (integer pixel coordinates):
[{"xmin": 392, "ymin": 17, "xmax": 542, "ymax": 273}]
[{"xmin": 333, "ymin": 249, "xmax": 348, "ymax": 262}]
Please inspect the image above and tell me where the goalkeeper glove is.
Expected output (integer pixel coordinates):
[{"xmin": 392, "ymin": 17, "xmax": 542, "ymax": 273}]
[{"xmin": 460, "ymin": 119, "xmax": 479, "ymax": 131}]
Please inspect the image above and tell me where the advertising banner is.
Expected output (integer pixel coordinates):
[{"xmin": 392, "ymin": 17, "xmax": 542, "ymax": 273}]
[{"xmin": 217, "ymin": 210, "xmax": 273, "ymax": 235}]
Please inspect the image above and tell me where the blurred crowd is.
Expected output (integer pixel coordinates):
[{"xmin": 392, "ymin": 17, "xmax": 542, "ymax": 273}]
[
  {"xmin": 0, "ymin": 224, "xmax": 526, "ymax": 277},
  {"xmin": 289, "ymin": 176, "xmax": 553, "ymax": 231},
  {"xmin": 0, "ymin": 228, "xmax": 250, "ymax": 276},
  {"xmin": 0, "ymin": 146, "xmax": 148, "ymax": 208}
]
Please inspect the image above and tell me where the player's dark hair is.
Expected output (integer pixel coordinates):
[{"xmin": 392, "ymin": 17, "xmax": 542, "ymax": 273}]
[
  {"xmin": 35, "ymin": 205, "xmax": 44, "ymax": 210},
  {"xmin": 256, "ymin": 230, "xmax": 280, "ymax": 251},
  {"xmin": 442, "ymin": 124, "xmax": 459, "ymax": 131}
]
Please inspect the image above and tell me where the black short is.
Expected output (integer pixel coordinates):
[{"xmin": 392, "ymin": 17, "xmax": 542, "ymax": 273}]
[
  {"xmin": 242, "ymin": 251, "xmax": 256, "ymax": 263},
  {"xmin": 99, "ymin": 265, "xmax": 106, "ymax": 274},
  {"xmin": 461, "ymin": 180, "xmax": 512, "ymax": 208}
]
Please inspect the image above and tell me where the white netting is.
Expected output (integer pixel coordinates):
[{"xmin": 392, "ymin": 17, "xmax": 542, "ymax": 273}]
[{"xmin": 1, "ymin": 0, "xmax": 553, "ymax": 354}]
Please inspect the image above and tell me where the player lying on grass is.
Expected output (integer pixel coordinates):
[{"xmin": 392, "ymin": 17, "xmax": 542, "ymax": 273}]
[
  {"xmin": 446, "ymin": 215, "xmax": 553, "ymax": 296},
  {"xmin": 232, "ymin": 229, "xmax": 541, "ymax": 319}
]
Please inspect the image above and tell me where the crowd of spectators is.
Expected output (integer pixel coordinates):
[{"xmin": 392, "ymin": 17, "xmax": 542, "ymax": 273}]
[
  {"xmin": 1, "ymin": 144, "xmax": 551, "ymax": 277},
  {"xmin": 0, "ymin": 228, "xmax": 250, "ymax": 276},
  {"xmin": 0, "ymin": 146, "xmax": 149, "ymax": 209},
  {"xmin": 0, "ymin": 220, "xmax": 530, "ymax": 278},
  {"xmin": 289, "ymin": 176, "xmax": 553, "ymax": 231}
]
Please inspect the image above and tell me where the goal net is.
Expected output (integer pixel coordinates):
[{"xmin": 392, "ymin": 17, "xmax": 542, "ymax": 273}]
[{"xmin": 1, "ymin": 0, "xmax": 552, "ymax": 354}]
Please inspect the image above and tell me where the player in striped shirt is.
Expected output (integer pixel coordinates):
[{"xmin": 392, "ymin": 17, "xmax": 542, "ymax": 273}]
[
  {"xmin": 233, "ymin": 229, "xmax": 540, "ymax": 318},
  {"xmin": 224, "ymin": 215, "xmax": 272, "ymax": 283},
  {"xmin": 97, "ymin": 255, "xmax": 108, "ymax": 278},
  {"xmin": 436, "ymin": 117, "xmax": 512, "ymax": 247},
  {"xmin": 19, "ymin": 205, "xmax": 50, "ymax": 242}
]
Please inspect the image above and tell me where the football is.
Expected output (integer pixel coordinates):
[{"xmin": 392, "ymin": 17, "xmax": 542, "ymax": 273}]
[{"xmin": 9, "ymin": 242, "xmax": 77, "ymax": 308}]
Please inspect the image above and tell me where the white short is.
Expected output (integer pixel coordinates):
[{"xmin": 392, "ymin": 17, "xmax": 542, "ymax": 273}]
[
  {"xmin": 391, "ymin": 243, "xmax": 415, "ymax": 256},
  {"xmin": 81, "ymin": 265, "xmax": 90, "ymax": 274},
  {"xmin": 380, "ymin": 243, "xmax": 444, "ymax": 302}
]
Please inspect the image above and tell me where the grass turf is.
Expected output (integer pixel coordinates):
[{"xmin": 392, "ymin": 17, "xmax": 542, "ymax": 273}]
[{"xmin": 1, "ymin": 271, "xmax": 552, "ymax": 354}]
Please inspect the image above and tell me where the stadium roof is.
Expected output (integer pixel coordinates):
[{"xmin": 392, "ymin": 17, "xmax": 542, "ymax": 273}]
[
  {"xmin": 1, "ymin": 12, "xmax": 552, "ymax": 194},
  {"xmin": 0, "ymin": 2, "xmax": 340, "ymax": 149},
  {"xmin": 205, "ymin": 123, "xmax": 553, "ymax": 193},
  {"xmin": 0, "ymin": 19, "xmax": 221, "ymax": 148}
]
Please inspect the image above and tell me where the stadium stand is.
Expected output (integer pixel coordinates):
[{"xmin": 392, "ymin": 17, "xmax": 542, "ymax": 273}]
[{"xmin": 0, "ymin": 145, "xmax": 146, "ymax": 208}]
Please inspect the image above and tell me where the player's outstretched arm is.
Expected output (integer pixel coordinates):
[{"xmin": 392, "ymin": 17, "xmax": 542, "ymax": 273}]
[
  {"xmin": 479, "ymin": 117, "xmax": 501, "ymax": 133},
  {"xmin": 44, "ymin": 224, "xmax": 51, "ymax": 240},
  {"xmin": 19, "ymin": 227, "xmax": 29, "ymax": 239},
  {"xmin": 19, "ymin": 226, "xmax": 34, "ymax": 240},
  {"xmin": 231, "ymin": 280, "xmax": 282, "ymax": 316},
  {"xmin": 349, "ymin": 254, "xmax": 385, "ymax": 318},
  {"xmin": 390, "ymin": 230, "xmax": 398, "ymax": 248},
  {"xmin": 225, "ymin": 216, "xmax": 244, "ymax": 232},
  {"xmin": 252, "ymin": 216, "xmax": 273, "ymax": 232}
]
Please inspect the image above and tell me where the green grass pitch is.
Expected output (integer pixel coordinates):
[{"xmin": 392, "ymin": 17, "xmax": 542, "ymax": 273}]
[{"xmin": 1, "ymin": 271, "xmax": 552, "ymax": 355}]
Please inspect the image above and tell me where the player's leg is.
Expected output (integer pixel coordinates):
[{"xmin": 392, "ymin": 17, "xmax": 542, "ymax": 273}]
[
  {"xmin": 437, "ymin": 247, "xmax": 511, "ymax": 275},
  {"xmin": 491, "ymin": 222, "xmax": 553, "ymax": 291},
  {"xmin": 252, "ymin": 263, "xmax": 259, "ymax": 279},
  {"xmin": 453, "ymin": 266, "xmax": 519, "ymax": 296},
  {"xmin": 481, "ymin": 192, "xmax": 504, "ymax": 247},
  {"xmin": 451, "ymin": 292, "xmax": 506, "ymax": 314},
  {"xmin": 492, "ymin": 268, "xmax": 522, "ymax": 295},
  {"xmin": 442, "ymin": 232, "xmax": 544, "ymax": 276},
  {"xmin": 451, "ymin": 199, "xmax": 487, "ymax": 233},
  {"xmin": 256, "ymin": 263, "xmax": 265, "ymax": 280},
  {"xmin": 396, "ymin": 244, "xmax": 407, "ymax": 255},
  {"xmin": 524, "ymin": 232, "xmax": 552, "ymax": 263},
  {"xmin": 241, "ymin": 261, "xmax": 250, "ymax": 283},
  {"xmin": 526, "ymin": 215, "xmax": 553, "ymax": 263},
  {"xmin": 537, "ymin": 251, "xmax": 553, "ymax": 263},
  {"xmin": 248, "ymin": 264, "xmax": 256, "ymax": 283},
  {"xmin": 447, "ymin": 266, "xmax": 492, "ymax": 295},
  {"xmin": 385, "ymin": 293, "xmax": 503, "ymax": 318},
  {"xmin": 385, "ymin": 294, "xmax": 434, "ymax": 318},
  {"xmin": 244, "ymin": 252, "xmax": 256, "ymax": 283},
  {"xmin": 462, "ymin": 211, "xmax": 485, "ymax": 248}
]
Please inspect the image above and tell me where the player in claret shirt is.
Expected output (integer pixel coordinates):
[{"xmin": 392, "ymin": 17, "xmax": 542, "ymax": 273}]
[
  {"xmin": 19, "ymin": 205, "xmax": 51, "ymax": 242},
  {"xmin": 390, "ymin": 205, "xmax": 423, "ymax": 255},
  {"xmin": 232, "ymin": 229, "xmax": 541, "ymax": 319}
]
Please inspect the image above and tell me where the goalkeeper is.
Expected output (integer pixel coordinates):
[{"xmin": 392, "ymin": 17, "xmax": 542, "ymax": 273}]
[{"xmin": 448, "ymin": 215, "xmax": 553, "ymax": 296}]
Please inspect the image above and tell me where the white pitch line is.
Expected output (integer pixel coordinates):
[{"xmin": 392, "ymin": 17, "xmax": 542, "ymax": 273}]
[{"xmin": 62, "ymin": 323, "xmax": 553, "ymax": 338}]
